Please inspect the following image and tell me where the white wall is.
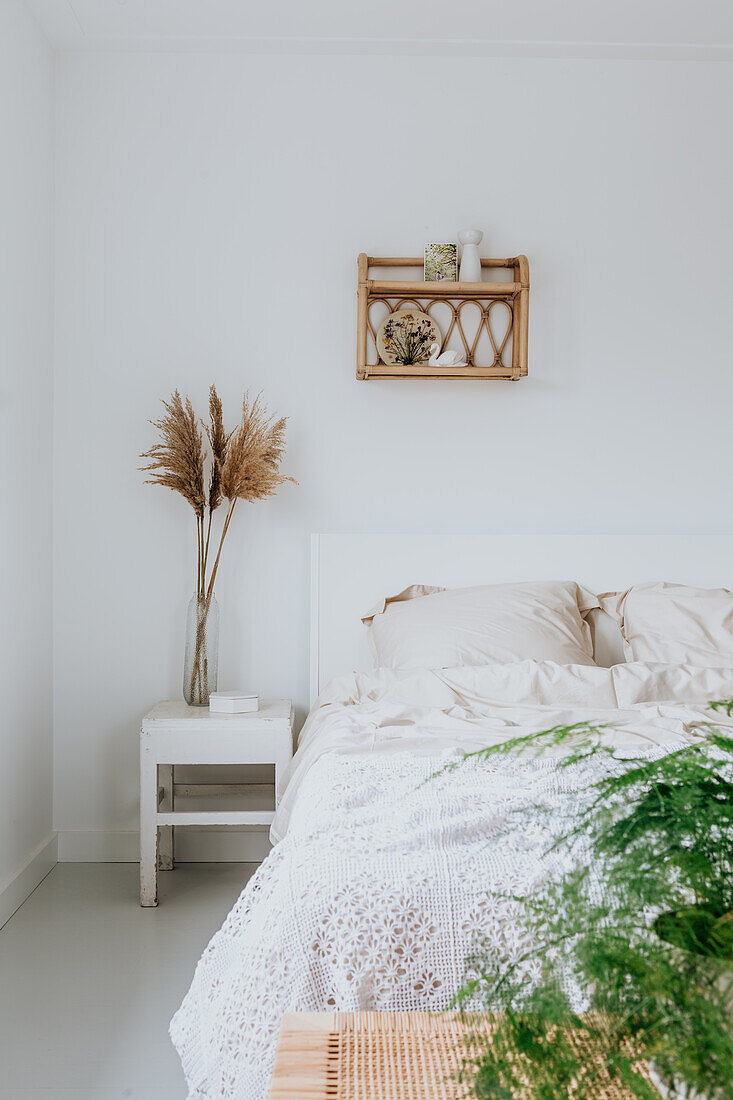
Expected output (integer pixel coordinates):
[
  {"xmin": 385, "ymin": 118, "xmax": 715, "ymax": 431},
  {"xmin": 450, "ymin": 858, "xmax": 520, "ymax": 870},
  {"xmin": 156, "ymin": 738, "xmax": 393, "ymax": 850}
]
[
  {"xmin": 52, "ymin": 52, "xmax": 733, "ymax": 858},
  {"xmin": 0, "ymin": 0, "xmax": 55, "ymax": 915}
]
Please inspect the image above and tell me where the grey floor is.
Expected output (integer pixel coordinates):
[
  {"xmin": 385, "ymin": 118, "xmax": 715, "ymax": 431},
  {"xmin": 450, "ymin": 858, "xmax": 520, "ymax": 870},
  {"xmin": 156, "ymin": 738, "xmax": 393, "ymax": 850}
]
[{"xmin": 0, "ymin": 863, "xmax": 257, "ymax": 1099}]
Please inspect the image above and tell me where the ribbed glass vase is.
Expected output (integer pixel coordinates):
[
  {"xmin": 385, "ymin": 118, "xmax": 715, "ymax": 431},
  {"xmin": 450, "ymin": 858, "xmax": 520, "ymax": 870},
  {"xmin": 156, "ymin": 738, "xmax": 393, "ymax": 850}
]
[{"xmin": 183, "ymin": 593, "xmax": 219, "ymax": 706}]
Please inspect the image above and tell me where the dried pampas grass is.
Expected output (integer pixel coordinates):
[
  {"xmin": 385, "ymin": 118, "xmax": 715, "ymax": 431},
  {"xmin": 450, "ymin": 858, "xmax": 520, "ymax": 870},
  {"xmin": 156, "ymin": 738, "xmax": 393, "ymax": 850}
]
[
  {"xmin": 140, "ymin": 391, "xmax": 205, "ymax": 520},
  {"xmin": 205, "ymin": 385, "xmax": 230, "ymax": 514},
  {"xmin": 142, "ymin": 383, "xmax": 295, "ymax": 704},
  {"xmin": 207, "ymin": 392, "xmax": 297, "ymax": 603},
  {"xmin": 220, "ymin": 392, "xmax": 296, "ymax": 504},
  {"xmin": 141, "ymin": 384, "xmax": 295, "ymax": 607}
]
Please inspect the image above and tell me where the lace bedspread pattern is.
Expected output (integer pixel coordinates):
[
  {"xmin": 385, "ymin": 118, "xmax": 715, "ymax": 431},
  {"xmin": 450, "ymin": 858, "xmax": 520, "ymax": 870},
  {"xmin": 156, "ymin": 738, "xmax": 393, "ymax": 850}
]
[{"xmin": 170, "ymin": 747, "xmax": 629, "ymax": 1100}]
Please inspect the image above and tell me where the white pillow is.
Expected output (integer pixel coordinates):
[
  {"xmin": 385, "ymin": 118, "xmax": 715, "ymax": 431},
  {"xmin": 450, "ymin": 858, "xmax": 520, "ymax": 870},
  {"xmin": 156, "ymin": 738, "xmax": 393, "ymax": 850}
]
[
  {"xmin": 599, "ymin": 581, "xmax": 733, "ymax": 667},
  {"xmin": 362, "ymin": 581, "xmax": 599, "ymax": 669}
]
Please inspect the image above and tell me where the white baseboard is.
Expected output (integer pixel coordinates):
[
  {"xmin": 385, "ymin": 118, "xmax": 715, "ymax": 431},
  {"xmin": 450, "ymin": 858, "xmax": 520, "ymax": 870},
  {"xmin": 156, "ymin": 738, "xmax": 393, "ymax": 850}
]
[
  {"xmin": 57, "ymin": 827, "xmax": 272, "ymax": 863},
  {"xmin": 0, "ymin": 833, "xmax": 58, "ymax": 930}
]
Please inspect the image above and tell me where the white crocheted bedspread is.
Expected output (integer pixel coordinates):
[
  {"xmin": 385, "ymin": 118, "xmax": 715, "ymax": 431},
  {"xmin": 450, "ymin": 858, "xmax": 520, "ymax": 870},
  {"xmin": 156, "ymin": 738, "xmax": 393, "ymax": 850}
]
[{"xmin": 170, "ymin": 661, "xmax": 732, "ymax": 1100}]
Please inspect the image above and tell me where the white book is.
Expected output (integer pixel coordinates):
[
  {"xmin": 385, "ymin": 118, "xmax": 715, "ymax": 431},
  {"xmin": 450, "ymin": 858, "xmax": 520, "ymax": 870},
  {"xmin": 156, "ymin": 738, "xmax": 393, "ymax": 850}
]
[{"xmin": 209, "ymin": 691, "xmax": 259, "ymax": 714}]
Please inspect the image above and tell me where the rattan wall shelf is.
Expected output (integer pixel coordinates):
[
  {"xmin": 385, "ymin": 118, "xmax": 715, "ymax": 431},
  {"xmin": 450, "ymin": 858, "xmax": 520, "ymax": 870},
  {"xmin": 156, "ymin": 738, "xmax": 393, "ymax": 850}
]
[{"xmin": 356, "ymin": 253, "xmax": 529, "ymax": 381}]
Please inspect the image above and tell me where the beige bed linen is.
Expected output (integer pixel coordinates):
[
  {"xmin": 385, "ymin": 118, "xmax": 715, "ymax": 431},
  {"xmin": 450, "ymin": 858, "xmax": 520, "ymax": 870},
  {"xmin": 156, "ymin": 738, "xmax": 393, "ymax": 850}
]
[
  {"xmin": 362, "ymin": 581, "xmax": 599, "ymax": 669},
  {"xmin": 271, "ymin": 660, "xmax": 733, "ymax": 843},
  {"xmin": 600, "ymin": 581, "xmax": 733, "ymax": 666}
]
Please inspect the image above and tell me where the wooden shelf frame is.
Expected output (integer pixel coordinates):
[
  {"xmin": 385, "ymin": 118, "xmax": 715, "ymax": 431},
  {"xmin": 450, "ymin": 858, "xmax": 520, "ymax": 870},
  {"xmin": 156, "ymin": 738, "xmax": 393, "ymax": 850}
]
[{"xmin": 356, "ymin": 253, "xmax": 529, "ymax": 381}]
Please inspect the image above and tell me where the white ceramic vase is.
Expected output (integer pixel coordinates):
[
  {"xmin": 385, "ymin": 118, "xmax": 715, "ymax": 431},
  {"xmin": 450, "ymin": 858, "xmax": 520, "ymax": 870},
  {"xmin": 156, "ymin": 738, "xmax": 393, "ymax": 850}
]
[{"xmin": 458, "ymin": 229, "xmax": 483, "ymax": 282}]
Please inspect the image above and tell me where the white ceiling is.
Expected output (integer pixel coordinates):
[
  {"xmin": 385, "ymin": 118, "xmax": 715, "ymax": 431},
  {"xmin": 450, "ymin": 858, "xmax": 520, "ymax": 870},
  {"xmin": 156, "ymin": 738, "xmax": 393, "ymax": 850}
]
[{"xmin": 26, "ymin": 0, "xmax": 733, "ymax": 56}]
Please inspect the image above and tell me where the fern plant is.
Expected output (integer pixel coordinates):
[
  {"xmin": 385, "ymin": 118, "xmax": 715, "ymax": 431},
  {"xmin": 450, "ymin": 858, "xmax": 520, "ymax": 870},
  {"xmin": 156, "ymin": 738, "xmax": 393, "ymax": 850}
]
[{"xmin": 445, "ymin": 705, "xmax": 733, "ymax": 1099}]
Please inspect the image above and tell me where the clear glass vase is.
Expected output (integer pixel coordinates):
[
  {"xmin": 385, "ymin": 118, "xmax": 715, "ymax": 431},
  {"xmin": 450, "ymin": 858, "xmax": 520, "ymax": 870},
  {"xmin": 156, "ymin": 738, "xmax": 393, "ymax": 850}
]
[{"xmin": 183, "ymin": 593, "xmax": 219, "ymax": 706}]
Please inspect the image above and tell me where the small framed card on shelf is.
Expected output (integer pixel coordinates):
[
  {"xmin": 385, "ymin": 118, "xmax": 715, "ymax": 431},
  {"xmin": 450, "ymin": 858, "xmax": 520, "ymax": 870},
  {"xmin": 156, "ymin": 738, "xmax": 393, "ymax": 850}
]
[{"xmin": 424, "ymin": 242, "xmax": 458, "ymax": 282}]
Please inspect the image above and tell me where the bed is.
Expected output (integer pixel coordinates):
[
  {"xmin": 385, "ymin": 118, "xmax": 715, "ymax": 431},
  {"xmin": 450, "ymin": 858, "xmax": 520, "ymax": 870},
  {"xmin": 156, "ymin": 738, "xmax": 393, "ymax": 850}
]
[{"xmin": 170, "ymin": 533, "xmax": 733, "ymax": 1100}]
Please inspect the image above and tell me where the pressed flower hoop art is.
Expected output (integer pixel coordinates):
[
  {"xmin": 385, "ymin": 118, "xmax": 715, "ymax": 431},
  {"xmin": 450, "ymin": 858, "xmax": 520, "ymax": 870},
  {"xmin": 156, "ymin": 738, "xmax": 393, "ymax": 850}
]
[{"xmin": 376, "ymin": 308, "xmax": 441, "ymax": 366}]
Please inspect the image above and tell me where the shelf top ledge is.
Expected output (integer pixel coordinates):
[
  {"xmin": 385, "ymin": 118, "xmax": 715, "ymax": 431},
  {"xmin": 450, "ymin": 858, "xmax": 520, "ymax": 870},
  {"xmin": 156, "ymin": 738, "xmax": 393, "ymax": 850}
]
[
  {"xmin": 359, "ymin": 253, "xmax": 529, "ymax": 295},
  {"xmin": 366, "ymin": 278, "xmax": 522, "ymax": 298}
]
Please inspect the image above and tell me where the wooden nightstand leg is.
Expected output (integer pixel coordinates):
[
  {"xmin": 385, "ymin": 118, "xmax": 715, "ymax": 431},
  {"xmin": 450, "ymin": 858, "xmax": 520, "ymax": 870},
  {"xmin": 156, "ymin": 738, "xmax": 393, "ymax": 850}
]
[
  {"xmin": 159, "ymin": 764, "xmax": 174, "ymax": 870},
  {"xmin": 140, "ymin": 745, "xmax": 159, "ymax": 907}
]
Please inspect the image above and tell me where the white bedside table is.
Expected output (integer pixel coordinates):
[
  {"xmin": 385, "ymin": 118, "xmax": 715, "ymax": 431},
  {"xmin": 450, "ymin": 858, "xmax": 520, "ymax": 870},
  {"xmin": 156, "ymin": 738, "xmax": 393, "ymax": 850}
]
[{"xmin": 139, "ymin": 700, "xmax": 294, "ymax": 907}]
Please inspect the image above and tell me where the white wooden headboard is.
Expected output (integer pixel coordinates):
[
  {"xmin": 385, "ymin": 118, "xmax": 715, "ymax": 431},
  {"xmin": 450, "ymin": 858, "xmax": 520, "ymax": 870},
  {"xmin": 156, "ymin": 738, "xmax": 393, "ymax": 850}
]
[{"xmin": 310, "ymin": 533, "xmax": 733, "ymax": 704}]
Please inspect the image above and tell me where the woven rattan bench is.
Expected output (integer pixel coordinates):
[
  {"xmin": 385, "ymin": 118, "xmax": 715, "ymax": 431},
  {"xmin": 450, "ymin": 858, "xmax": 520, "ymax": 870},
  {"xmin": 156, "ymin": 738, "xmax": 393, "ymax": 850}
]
[{"xmin": 269, "ymin": 1010, "xmax": 662, "ymax": 1099}]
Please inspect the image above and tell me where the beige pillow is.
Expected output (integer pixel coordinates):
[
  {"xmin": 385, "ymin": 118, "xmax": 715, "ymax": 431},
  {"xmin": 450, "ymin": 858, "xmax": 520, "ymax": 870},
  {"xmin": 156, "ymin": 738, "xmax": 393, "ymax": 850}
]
[
  {"xmin": 362, "ymin": 581, "xmax": 599, "ymax": 669},
  {"xmin": 599, "ymin": 581, "xmax": 733, "ymax": 666}
]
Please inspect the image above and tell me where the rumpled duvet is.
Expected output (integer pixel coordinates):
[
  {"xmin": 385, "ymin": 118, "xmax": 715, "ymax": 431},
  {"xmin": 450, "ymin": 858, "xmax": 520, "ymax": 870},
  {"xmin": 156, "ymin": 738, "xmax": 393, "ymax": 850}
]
[{"xmin": 170, "ymin": 661, "xmax": 733, "ymax": 1100}]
